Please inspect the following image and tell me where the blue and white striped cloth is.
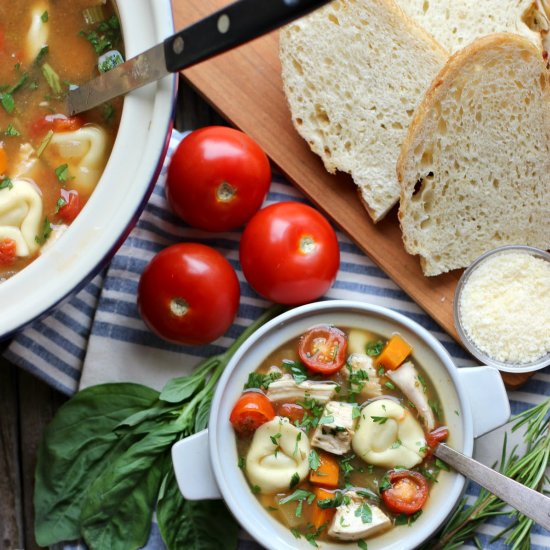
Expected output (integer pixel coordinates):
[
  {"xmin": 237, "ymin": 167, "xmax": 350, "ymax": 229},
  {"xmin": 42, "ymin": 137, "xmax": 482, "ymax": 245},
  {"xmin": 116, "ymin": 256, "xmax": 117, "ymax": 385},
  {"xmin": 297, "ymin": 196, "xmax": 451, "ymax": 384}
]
[{"xmin": 5, "ymin": 130, "xmax": 549, "ymax": 549}]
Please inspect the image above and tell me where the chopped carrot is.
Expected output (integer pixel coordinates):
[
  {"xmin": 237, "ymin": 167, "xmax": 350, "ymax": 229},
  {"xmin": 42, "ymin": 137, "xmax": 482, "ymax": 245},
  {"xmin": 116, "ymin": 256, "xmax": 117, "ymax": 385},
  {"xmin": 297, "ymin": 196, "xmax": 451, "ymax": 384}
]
[
  {"xmin": 309, "ymin": 451, "xmax": 340, "ymax": 487},
  {"xmin": 311, "ymin": 487, "xmax": 336, "ymax": 530},
  {"xmin": 0, "ymin": 147, "xmax": 8, "ymax": 175},
  {"xmin": 375, "ymin": 334, "xmax": 412, "ymax": 370}
]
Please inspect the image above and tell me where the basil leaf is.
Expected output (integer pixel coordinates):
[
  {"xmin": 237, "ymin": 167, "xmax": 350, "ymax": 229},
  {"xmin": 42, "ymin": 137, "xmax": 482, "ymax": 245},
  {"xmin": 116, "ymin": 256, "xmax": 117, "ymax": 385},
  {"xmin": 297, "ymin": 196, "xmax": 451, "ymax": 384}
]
[
  {"xmin": 34, "ymin": 383, "xmax": 159, "ymax": 546},
  {"xmin": 157, "ymin": 467, "xmax": 238, "ymax": 550},
  {"xmin": 80, "ymin": 425, "xmax": 180, "ymax": 549},
  {"xmin": 159, "ymin": 372, "xmax": 207, "ymax": 403},
  {"xmin": 194, "ymin": 393, "xmax": 212, "ymax": 432}
]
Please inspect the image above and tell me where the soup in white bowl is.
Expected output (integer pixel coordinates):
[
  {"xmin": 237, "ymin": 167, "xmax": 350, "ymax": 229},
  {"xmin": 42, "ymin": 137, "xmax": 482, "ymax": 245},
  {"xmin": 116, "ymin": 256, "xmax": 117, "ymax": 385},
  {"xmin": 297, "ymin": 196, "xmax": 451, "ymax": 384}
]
[{"xmin": 0, "ymin": 0, "xmax": 176, "ymax": 339}]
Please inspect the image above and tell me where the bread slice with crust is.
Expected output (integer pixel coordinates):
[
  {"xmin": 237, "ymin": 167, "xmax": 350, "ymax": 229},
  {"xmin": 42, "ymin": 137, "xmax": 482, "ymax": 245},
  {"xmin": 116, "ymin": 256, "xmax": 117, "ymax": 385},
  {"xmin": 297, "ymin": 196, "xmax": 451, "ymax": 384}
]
[
  {"xmin": 396, "ymin": 0, "xmax": 549, "ymax": 53},
  {"xmin": 279, "ymin": 0, "xmax": 447, "ymax": 222},
  {"xmin": 398, "ymin": 33, "xmax": 550, "ymax": 276}
]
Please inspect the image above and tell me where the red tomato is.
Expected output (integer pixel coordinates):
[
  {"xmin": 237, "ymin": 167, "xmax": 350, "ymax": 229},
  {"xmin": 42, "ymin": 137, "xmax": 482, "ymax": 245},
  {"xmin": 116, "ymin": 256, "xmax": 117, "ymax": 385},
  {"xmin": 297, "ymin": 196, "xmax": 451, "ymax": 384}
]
[
  {"xmin": 30, "ymin": 115, "xmax": 84, "ymax": 138},
  {"xmin": 275, "ymin": 403, "xmax": 306, "ymax": 424},
  {"xmin": 0, "ymin": 239, "xmax": 16, "ymax": 265},
  {"xmin": 137, "ymin": 243, "xmax": 240, "ymax": 345},
  {"xmin": 57, "ymin": 190, "xmax": 81, "ymax": 223},
  {"xmin": 298, "ymin": 325, "xmax": 348, "ymax": 374},
  {"xmin": 239, "ymin": 202, "xmax": 340, "ymax": 305},
  {"xmin": 230, "ymin": 391, "xmax": 276, "ymax": 435},
  {"xmin": 381, "ymin": 470, "xmax": 429, "ymax": 515},
  {"xmin": 166, "ymin": 126, "xmax": 271, "ymax": 232},
  {"xmin": 425, "ymin": 426, "xmax": 449, "ymax": 457}
]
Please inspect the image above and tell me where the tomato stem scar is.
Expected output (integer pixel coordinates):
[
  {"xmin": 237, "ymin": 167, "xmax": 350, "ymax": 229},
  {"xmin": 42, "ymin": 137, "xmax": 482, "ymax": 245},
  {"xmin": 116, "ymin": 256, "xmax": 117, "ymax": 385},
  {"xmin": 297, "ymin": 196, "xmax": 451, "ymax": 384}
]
[
  {"xmin": 300, "ymin": 235, "xmax": 317, "ymax": 254},
  {"xmin": 170, "ymin": 298, "xmax": 189, "ymax": 317},
  {"xmin": 216, "ymin": 181, "xmax": 237, "ymax": 203}
]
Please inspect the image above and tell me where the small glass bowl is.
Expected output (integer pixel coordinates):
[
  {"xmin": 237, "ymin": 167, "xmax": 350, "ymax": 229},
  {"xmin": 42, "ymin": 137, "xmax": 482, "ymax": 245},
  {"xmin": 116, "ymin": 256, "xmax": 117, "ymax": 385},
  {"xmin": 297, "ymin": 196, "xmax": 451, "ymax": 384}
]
[{"xmin": 453, "ymin": 245, "xmax": 550, "ymax": 373}]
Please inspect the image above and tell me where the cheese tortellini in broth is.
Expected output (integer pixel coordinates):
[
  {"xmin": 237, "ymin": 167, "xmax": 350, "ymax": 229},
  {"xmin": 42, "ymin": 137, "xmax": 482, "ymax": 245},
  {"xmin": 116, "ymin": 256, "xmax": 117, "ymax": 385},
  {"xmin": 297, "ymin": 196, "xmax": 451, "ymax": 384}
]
[
  {"xmin": 245, "ymin": 416, "xmax": 310, "ymax": 494},
  {"xmin": 45, "ymin": 126, "xmax": 109, "ymax": 193},
  {"xmin": 352, "ymin": 399, "xmax": 427, "ymax": 469},
  {"xmin": 0, "ymin": 179, "xmax": 43, "ymax": 257}
]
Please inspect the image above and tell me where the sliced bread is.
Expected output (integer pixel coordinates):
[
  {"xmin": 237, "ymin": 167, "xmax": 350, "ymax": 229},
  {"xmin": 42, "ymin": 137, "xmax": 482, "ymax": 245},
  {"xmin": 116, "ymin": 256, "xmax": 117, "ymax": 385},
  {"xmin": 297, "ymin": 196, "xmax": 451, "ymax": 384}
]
[
  {"xmin": 396, "ymin": 0, "xmax": 549, "ymax": 53},
  {"xmin": 279, "ymin": 0, "xmax": 447, "ymax": 222},
  {"xmin": 397, "ymin": 33, "xmax": 550, "ymax": 276}
]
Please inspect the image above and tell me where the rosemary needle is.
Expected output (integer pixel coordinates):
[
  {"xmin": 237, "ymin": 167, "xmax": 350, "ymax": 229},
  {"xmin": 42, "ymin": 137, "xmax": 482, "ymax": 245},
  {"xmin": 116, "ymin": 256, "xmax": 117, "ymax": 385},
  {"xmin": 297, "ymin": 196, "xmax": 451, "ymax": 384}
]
[{"xmin": 421, "ymin": 397, "xmax": 550, "ymax": 550}]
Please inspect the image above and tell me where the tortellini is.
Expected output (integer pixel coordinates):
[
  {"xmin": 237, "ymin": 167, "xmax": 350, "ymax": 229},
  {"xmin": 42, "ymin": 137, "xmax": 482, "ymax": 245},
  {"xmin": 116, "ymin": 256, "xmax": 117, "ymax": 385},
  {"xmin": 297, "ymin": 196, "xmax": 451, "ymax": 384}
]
[
  {"xmin": 0, "ymin": 179, "xmax": 43, "ymax": 257},
  {"xmin": 352, "ymin": 399, "xmax": 427, "ymax": 469},
  {"xmin": 45, "ymin": 125, "xmax": 109, "ymax": 193},
  {"xmin": 25, "ymin": 2, "xmax": 49, "ymax": 63},
  {"xmin": 245, "ymin": 416, "xmax": 310, "ymax": 494}
]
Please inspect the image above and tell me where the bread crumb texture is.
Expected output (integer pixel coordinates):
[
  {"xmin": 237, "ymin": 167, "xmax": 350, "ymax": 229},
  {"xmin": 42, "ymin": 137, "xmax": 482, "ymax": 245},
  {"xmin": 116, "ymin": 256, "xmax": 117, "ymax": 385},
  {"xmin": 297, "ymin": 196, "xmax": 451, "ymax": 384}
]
[
  {"xmin": 279, "ymin": 0, "xmax": 446, "ymax": 221},
  {"xmin": 398, "ymin": 34, "xmax": 550, "ymax": 275},
  {"xmin": 459, "ymin": 251, "xmax": 550, "ymax": 364},
  {"xmin": 396, "ymin": 0, "xmax": 549, "ymax": 54}
]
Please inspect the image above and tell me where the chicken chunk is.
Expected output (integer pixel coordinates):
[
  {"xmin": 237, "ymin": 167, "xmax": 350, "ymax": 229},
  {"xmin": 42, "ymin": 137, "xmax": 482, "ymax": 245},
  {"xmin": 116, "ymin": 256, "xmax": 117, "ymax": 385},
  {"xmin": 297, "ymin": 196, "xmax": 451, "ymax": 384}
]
[
  {"xmin": 342, "ymin": 353, "xmax": 383, "ymax": 401},
  {"xmin": 311, "ymin": 401, "xmax": 357, "ymax": 455},
  {"xmin": 386, "ymin": 361, "xmax": 435, "ymax": 431},
  {"xmin": 328, "ymin": 491, "xmax": 391, "ymax": 541},
  {"xmin": 266, "ymin": 375, "xmax": 337, "ymax": 404}
]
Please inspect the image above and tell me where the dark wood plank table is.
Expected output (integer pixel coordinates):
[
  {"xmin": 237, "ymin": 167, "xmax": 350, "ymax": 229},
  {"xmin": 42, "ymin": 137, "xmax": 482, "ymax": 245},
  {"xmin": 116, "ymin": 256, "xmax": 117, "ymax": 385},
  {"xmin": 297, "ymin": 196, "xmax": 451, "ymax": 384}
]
[{"xmin": 0, "ymin": 79, "xmax": 224, "ymax": 550}]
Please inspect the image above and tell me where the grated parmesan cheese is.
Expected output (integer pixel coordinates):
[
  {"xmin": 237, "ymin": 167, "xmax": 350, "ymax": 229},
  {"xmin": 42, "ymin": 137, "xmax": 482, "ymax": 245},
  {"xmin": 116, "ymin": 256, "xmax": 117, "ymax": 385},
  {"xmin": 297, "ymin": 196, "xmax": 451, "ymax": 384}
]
[{"xmin": 459, "ymin": 251, "xmax": 550, "ymax": 364}]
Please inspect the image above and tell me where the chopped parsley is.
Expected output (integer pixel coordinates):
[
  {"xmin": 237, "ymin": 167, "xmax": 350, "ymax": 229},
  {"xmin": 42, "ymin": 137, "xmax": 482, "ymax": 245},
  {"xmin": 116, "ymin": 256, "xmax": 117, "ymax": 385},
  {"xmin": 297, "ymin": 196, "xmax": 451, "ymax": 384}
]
[
  {"xmin": 0, "ymin": 177, "xmax": 13, "ymax": 190},
  {"xmin": 290, "ymin": 472, "xmax": 300, "ymax": 489},
  {"xmin": 390, "ymin": 439, "xmax": 402, "ymax": 449},
  {"xmin": 378, "ymin": 473, "xmax": 391, "ymax": 492},
  {"xmin": 42, "ymin": 63, "xmax": 62, "ymax": 95},
  {"xmin": 308, "ymin": 449, "xmax": 321, "ymax": 471},
  {"xmin": 355, "ymin": 502, "xmax": 373, "ymax": 524},
  {"xmin": 281, "ymin": 358, "xmax": 308, "ymax": 384},
  {"xmin": 366, "ymin": 340, "xmax": 384, "ymax": 356},
  {"xmin": 5, "ymin": 124, "xmax": 20, "ymax": 136},
  {"xmin": 102, "ymin": 102, "xmax": 116, "ymax": 124},
  {"xmin": 80, "ymin": 15, "xmax": 122, "ymax": 55},
  {"xmin": 237, "ymin": 457, "xmax": 246, "ymax": 470},
  {"xmin": 416, "ymin": 374, "xmax": 428, "ymax": 394},
  {"xmin": 429, "ymin": 400, "xmax": 443, "ymax": 420},
  {"xmin": 358, "ymin": 541, "xmax": 369, "ymax": 550},
  {"xmin": 34, "ymin": 45, "xmax": 49, "ymax": 66},
  {"xmin": 319, "ymin": 415, "xmax": 334, "ymax": 425},
  {"xmin": 41, "ymin": 10, "xmax": 49, "ymax": 22},
  {"xmin": 317, "ymin": 491, "xmax": 344, "ymax": 509},
  {"xmin": 55, "ymin": 164, "xmax": 71, "ymax": 183},
  {"xmin": 0, "ymin": 93, "xmax": 14, "ymax": 114},
  {"xmin": 293, "ymin": 432, "xmax": 302, "ymax": 456},
  {"xmin": 384, "ymin": 381, "xmax": 396, "ymax": 390},
  {"xmin": 244, "ymin": 371, "xmax": 282, "ymax": 391},
  {"xmin": 356, "ymin": 488, "xmax": 380, "ymax": 504},
  {"xmin": 35, "ymin": 217, "xmax": 52, "ymax": 245},
  {"xmin": 435, "ymin": 458, "xmax": 450, "ymax": 472},
  {"xmin": 251, "ymin": 485, "xmax": 261, "ymax": 494},
  {"xmin": 371, "ymin": 415, "xmax": 388, "ymax": 424},
  {"xmin": 279, "ymin": 488, "xmax": 315, "ymax": 518},
  {"xmin": 394, "ymin": 510, "xmax": 423, "ymax": 526}
]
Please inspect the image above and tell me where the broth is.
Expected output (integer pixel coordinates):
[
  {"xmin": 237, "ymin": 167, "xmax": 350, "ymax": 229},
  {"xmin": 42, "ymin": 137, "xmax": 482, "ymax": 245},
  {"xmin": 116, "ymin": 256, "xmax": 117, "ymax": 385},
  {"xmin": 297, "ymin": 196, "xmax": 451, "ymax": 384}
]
[
  {"xmin": 0, "ymin": 0, "xmax": 123, "ymax": 281},
  {"xmin": 231, "ymin": 325, "xmax": 448, "ymax": 546}
]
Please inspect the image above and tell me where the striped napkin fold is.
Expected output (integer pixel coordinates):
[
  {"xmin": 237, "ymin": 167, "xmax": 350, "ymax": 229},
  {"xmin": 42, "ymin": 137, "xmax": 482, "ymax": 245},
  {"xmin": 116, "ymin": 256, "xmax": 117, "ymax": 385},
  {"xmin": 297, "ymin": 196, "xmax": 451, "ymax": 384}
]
[{"xmin": 4, "ymin": 129, "xmax": 549, "ymax": 550}]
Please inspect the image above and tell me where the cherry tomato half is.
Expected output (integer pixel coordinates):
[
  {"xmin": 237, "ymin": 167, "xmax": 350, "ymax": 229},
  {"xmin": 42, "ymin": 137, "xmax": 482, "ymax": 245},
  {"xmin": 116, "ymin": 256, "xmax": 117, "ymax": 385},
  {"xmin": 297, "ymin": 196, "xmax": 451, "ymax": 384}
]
[
  {"xmin": 166, "ymin": 126, "xmax": 271, "ymax": 232},
  {"xmin": 0, "ymin": 239, "xmax": 16, "ymax": 265},
  {"xmin": 137, "ymin": 243, "xmax": 240, "ymax": 345},
  {"xmin": 230, "ymin": 391, "xmax": 276, "ymax": 435},
  {"xmin": 57, "ymin": 190, "xmax": 81, "ymax": 223},
  {"xmin": 425, "ymin": 426, "xmax": 449, "ymax": 457},
  {"xmin": 298, "ymin": 325, "xmax": 348, "ymax": 375},
  {"xmin": 239, "ymin": 202, "xmax": 340, "ymax": 305},
  {"xmin": 381, "ymin": 470, "xmax": 429, "ymax": 515}
]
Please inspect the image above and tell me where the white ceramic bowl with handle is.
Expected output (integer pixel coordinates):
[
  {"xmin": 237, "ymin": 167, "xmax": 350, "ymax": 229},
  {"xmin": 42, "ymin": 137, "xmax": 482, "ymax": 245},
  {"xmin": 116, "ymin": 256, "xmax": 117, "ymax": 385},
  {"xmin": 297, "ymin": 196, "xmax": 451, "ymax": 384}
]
[
  {"xmin": 0, "ymin": 0, "xmax": 176, "ymax": 340},
  {"xmin": 172, "ymin": 300, "xmax": 511, "ymax": 550}
]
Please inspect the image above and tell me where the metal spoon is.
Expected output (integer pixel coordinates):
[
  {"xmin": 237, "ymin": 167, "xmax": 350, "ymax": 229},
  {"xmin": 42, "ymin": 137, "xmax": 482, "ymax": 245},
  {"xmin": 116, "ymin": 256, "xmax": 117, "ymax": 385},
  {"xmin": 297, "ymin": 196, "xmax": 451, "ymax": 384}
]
[{"xmin": 435, "ymin": 443, "xmax": 550, "ymax": 531}]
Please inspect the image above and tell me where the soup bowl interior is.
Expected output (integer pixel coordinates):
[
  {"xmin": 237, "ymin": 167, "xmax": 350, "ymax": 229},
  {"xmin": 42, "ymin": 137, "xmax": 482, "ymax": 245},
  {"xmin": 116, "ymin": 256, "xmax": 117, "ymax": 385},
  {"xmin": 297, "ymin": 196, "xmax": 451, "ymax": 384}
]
[
  {"xmin": 208, "ymin": 301, "xmax": 472, "ymax": 550},
  {"xmin": 0, "ymin": 0, "xmax": 176, "ymax": 339}
]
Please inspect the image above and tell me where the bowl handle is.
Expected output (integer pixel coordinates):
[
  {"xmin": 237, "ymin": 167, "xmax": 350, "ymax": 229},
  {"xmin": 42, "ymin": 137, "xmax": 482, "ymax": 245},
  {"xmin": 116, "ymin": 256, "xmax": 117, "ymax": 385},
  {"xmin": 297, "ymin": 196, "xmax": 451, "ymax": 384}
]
[
  {"xmin": 171, "ymin": 429, "xmax": 222, "ymax": 500},
  {"xmin": 457, "ymin": 366, "xmax": 511, "ymax": 438}
]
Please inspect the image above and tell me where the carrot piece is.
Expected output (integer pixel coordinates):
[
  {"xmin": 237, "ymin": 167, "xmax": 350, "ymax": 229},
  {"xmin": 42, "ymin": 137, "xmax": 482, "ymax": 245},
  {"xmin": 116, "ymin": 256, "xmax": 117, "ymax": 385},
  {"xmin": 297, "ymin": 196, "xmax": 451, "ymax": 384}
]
[
  {"xmin": 309, "ymin": 451, "xmax": 340, "ymax": 487},
  {"xmin": 375, "ymin": 334, "xmax": 412, "ymax": 370},
  {"xmin": 312, "ymin": 487, "xmax": 336, "ymax": 530},
  {"xmin": 0, "ymin": 147, "xmax": 8, "ymax": 175}
]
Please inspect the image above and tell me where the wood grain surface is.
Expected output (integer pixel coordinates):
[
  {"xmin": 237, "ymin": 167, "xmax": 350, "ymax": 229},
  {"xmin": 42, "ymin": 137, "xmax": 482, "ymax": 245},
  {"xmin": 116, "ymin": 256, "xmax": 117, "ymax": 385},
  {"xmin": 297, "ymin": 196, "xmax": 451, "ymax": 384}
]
[{"xmin": 172, "ymin": 0, "xmax": 529, "ymax": 388}]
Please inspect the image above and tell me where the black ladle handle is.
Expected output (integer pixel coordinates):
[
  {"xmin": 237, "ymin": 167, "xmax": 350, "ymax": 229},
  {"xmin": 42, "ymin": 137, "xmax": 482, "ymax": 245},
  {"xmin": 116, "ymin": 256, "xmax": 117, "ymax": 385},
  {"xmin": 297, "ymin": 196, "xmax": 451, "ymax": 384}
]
[{"xmin": 163, "ymin": 0, "xmax": 332, "ymax": 73}]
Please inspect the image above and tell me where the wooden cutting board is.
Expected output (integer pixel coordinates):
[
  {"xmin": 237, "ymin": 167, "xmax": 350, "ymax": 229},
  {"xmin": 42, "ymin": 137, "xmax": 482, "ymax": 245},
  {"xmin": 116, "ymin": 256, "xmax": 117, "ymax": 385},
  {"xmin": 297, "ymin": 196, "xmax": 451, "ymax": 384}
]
[{"xmin": 172, "ymin": 0, "xmax": 529, "ymax": 389}]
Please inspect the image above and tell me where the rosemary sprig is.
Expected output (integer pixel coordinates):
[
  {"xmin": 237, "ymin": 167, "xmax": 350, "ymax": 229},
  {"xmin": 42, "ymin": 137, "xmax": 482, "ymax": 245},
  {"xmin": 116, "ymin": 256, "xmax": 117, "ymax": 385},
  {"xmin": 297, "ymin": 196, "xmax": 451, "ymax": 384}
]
[{"xmin": 421, "ymin": 397, "xmax": 550, "ymax": 550}]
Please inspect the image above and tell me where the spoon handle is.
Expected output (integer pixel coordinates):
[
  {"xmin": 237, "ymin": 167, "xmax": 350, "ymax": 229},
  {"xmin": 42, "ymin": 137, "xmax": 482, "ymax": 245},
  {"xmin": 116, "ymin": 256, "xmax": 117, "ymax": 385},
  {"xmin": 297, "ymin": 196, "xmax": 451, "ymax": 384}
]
[{"xmin": 434, "ymin": 444, "xmax": 550, "ymax": 531}]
